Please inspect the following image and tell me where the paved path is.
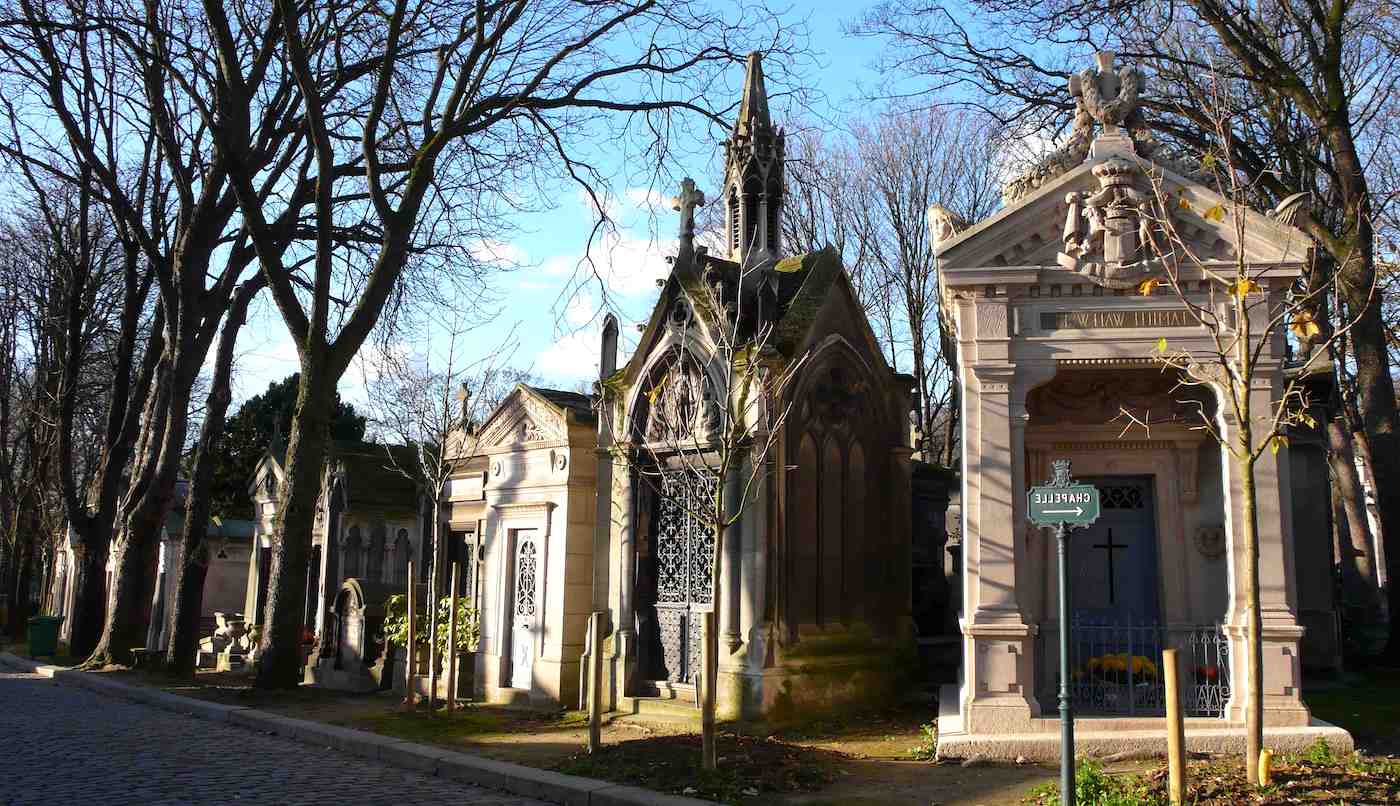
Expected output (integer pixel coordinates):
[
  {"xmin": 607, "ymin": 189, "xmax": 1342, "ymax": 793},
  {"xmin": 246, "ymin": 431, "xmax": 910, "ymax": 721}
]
[{"xmin": 0, "ymin": 671, "xmax": 548, "ymax": 806}]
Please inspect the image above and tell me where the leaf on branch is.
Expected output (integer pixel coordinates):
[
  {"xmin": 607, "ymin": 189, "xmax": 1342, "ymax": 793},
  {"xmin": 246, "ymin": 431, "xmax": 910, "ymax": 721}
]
[
  {"xmin": 1270, "ymin": 435, "xmax": 1289, "ymax": 455},
  {"xmin": 1200, "ymin": 152, "xmax": 1217, "ymax": 171},
  {"xmin": 1290, "ymin": 309, "xmax": 1321, "ymax": 341},
  {"xmin": 1156, "ymin": 336, "xmax": 1168, "ymax": 354},
  {"xmin": 1203, "ymin": 203, "xmax": 1227, "ymax": 222},
  {"xmin": 1178, "ymin": 195, "xmax": 1192, "ymax": 211},
  {"xmin": 1138, "ymin": 277, "xmax": 1161, "ymax": 296},
  {"xmin": 1228, "ymin": 279, "xmax": 1260, "ymax": 300},
  {"xmin": 774, "ymin": 256, "xmax": 804, "ymax": 273}
]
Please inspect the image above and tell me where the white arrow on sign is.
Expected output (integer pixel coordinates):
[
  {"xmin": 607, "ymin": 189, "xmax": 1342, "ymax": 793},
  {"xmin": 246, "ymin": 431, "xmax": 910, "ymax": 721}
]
[{"xmin": 1042, "ymin": 507, "xmax": 1084, "ymax": 516}]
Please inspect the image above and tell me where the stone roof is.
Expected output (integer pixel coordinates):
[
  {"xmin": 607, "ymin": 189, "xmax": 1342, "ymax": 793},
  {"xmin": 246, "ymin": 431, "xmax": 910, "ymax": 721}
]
[
  {"xmin": 330, "ymin": 441, "xmax": 422, "ymax": 512},
  {"xmin": 524, "ymin": 386, "xmax": 595, "ymax": 423}
]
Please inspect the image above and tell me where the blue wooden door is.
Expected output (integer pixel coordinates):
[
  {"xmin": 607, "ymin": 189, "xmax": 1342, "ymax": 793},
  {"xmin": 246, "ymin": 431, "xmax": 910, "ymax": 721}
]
[{"xmin": 1070, "ymin": 476, "xmax": 1160, "ymax": 624}]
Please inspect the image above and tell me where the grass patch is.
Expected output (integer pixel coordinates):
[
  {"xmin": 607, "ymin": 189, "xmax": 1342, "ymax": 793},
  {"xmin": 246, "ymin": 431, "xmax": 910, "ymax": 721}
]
[
  {"xmin": 1304, "ymin": 666, "xmax": 1400, "ymax": 749},
  {"xmin": 554, "ymin": 732, "xmax": 846, "ymax": 805},
  {"xmin": 1026, "ymin": 759, "xmax": 1161, "ymax": 806},
  {"xmin": 356, "ymin": 709, "xmax": 507, "ymax": 743}
]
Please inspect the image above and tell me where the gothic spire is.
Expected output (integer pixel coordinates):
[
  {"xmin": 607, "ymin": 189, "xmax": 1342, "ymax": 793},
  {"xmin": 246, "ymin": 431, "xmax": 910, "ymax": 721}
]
[
  {"xmin": 734, "ymin": 51, "xmax": 772, "ymax": 137},
  {"xmin": 723, "ymin": 51, "xmax": 784, "ymax": 266}
]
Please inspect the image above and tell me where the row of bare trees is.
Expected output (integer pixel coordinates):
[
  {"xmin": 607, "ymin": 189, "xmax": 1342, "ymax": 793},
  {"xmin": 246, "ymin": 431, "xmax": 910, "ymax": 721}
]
[
  {"xmin": 0, "ymin": 0, "xmax": 798, "ymax": 688},
  {"xmin": 780, "ymin": 108, "xmax": 1002, "ymax": 466}
]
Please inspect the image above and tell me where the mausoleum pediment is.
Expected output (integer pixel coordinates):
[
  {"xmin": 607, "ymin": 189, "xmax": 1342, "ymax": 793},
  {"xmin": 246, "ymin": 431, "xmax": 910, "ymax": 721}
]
[
  {"xmin": 937, "ymin": 149, "xmax": 1311, "ymax": 280},
  {"xmin": 475, "ymin": 384, "xmax": 590, "ymax": 451}
]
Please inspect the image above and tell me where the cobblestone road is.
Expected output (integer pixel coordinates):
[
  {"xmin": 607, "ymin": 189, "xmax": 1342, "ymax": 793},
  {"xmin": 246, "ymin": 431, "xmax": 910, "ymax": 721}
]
[{"xmin": 0, "ymin": 671, "xmax": 549, "ymax": 806}]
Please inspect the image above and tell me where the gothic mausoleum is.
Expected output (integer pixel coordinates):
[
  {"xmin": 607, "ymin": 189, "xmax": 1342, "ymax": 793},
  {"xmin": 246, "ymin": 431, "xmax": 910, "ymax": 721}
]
[{"xmin": 589, "ymin": 53, "xmax": 916, "ymax": 721}]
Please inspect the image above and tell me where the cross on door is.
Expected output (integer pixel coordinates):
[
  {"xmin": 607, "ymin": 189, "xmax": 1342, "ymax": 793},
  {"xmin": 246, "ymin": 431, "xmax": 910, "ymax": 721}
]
[{"xmin": 1092, "ymin": 528, "xmax": 1128, "ymax": 604}]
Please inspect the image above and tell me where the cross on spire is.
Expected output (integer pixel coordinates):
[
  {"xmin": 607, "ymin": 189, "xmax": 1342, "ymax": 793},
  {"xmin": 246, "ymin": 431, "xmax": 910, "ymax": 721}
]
[{"xmin": 671, "ymin": 177, "xmax": 706, "ymax": 251}]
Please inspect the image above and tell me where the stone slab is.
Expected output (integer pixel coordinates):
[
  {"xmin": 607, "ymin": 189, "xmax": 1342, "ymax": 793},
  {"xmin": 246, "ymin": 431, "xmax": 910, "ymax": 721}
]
[{"xmin": 937, "ymin": 719, "xmax": 1355, "ymax": 762}]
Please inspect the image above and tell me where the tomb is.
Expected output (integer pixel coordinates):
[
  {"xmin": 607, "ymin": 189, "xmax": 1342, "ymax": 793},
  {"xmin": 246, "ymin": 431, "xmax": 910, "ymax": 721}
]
[
  {"xmin": 588, "ymin": 53, "xmax": 915, "ymax": 721},
  {"xmin": 932, "ymin": 53, "xmax": 1351, "ymax": 758},
  {"xmin": 240, "ymin": 440, "xmax": 428, "ymax": 675},
  {"xmin": 441, "ymin": 384, "xmax": 598, "ymax": 707},
  {"xmin": 310, "ymin": 578, "xmax": 398, "ymax": 692}
]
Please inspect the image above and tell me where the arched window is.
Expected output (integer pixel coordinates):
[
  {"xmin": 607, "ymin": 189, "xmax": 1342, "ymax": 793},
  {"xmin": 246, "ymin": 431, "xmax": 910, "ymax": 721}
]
[
  {"xmin": 342, "ymin": 525, "xmax": 362, "ymax": 580},
  {"xmin": 393, "ymin": 528, "xmax": 413, "ymax": 584},
  {"xmin": 366, "ymin": 524, "xmax": 385, "ymax": 582}
]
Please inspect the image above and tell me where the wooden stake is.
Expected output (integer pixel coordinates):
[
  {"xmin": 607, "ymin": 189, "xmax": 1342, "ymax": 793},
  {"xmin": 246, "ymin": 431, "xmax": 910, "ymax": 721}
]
[
  {"xmin": 587, "ymin": 611, "xmax": 604, "ymax": 753},
  {"xmin": 405, "ymin": 559, "xmax": 416, "ymax": 707},
  {"xmin": 1163, "ymin": 648, "xmax": 1186, "ymax": 805},
  {"xmin": 701, "ymin": 610, "xmax": 717, "ymax": 770},
  {"xmin": 447, "ymin": 562, "xmax": 459, "ymax": 712}
]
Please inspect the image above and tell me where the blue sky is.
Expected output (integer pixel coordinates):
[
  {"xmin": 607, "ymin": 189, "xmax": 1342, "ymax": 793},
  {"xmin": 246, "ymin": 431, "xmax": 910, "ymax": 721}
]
[{"xmin": 227, "ymin": 2, "xmax": 920, "ymax": 411}]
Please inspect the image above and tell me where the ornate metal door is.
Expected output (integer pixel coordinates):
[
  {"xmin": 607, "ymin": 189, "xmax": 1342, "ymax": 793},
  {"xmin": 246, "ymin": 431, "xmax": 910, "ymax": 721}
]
[
  {"xmin": 653, "ymin": 470, "xmax": 717, "ymax": 685},
  {"xmin": 509, "ymin": 531, "xmax": 538, "ymax": 690}
]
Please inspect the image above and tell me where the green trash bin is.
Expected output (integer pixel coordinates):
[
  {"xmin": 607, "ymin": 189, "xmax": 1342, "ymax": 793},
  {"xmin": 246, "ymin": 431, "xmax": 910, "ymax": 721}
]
[{"xmin": 27, "ymin": 615, "xmax": 63, "ymax": 657}]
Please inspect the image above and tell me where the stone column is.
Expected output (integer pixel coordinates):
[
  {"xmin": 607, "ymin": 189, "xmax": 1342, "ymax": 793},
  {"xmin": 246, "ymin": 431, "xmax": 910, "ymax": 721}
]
[
  {"xmin": 722, "ymin": 463, "xmax": 743, "ymax": 653},
  {"xmin": 610, "ymin": 457, "xmax": 635, "ymax": 699},
  {"xmin": 1220, "ymin": 375, "xmax": 1308, "ymax": 726},
  {"xmin": 956, "ymin": 290, "xmax": 1041, "ymax": 734}
]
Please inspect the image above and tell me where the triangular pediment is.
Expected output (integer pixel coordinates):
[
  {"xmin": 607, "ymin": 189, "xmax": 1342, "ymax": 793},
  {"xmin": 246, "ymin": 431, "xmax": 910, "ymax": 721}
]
[
  {"xmin": 938, "ymin": 147, "xmax": 1312, "ymax": 275},
  {"xmin": 476, "ymin": 385, "xmax": 570, "ymax": 450}
]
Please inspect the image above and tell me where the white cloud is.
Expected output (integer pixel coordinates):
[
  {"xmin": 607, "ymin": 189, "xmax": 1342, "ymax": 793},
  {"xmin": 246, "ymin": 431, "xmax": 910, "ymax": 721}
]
[
  {"xmin": 466, "ymin": 238, "xmax": 528, "ymax": 267},
  {"xmin": 625, "ymin": 187, "xmax": 671, "ymax": 211},
  {"xmin": 535, "ymin": 325, "xmax": 601, "ymax": 383}
]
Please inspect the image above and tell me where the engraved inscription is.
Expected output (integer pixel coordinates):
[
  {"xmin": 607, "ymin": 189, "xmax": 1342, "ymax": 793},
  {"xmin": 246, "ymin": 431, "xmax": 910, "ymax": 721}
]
[{"xmin": 1040, "ymin": 308, "xmax": 1194, "ymax": 330}]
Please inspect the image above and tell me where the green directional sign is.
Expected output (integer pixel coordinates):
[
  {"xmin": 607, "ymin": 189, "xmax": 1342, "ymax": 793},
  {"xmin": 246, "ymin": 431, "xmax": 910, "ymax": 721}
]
[{"xmin": 1028, "ymin": 484, "xmax": 1101, "ymax": 526}]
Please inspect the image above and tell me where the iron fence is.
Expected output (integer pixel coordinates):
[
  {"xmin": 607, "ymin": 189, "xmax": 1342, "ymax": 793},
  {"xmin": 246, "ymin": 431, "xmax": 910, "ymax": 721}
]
[{"xmin": 1037, "ymin": 617, "xmax": 1231, "ymax": 718}]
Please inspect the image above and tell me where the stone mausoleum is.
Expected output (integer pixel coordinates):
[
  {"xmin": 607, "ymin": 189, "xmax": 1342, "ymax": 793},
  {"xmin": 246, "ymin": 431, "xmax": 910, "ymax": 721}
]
[
  {"xmin": 588, "ymin": 53, "xmax": 916, "ymax": 721},
  {"xmin": 933, "ymin": 53, "xmax": 1352, "ymax": 758}
]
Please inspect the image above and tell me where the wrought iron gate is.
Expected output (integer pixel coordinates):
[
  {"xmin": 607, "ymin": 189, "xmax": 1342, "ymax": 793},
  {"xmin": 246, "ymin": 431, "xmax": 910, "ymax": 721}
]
[{"xmin": 653, "ymin": 469, "xmax": 717, "ymax": 684}]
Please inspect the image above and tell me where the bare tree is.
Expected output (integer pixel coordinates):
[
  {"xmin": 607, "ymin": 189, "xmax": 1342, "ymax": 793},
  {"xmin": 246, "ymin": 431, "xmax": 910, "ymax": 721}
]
[
  {"xmin": 853, "ymin": 0, "xmax": 1400, "ymax": 659},
  {"xmin": 1116, "ymin": 76, "xmax": 1365, "ymax": 781},
  {"xmin": 200, "ymin": 0, "xmax": 801, "ymax": 688},
  {"xmin": 783, "ymin": 108, "xmax": 1002, "ymax": 466},
  {"xmin": 366, "ymin": 322, "xmax": 521, "ymax": 706}
]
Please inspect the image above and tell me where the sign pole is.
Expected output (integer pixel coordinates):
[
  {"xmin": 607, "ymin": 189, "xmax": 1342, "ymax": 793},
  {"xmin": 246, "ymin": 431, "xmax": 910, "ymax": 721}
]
[
  {"xmin": 1057, "ymin": 519, "xmax": 1075, "ymax": 806},
  {"xmin": 1028, "ymin": 458, "xmax": 1099, "ymax": 806}
]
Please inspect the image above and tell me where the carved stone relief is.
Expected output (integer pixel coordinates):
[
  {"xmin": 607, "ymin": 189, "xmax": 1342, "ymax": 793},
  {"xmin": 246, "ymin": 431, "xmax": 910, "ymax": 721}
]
[
  {"xmin": 641, "ymin": 360, "xmax": 720, "ymax": 443},
  {"xmin": 1057, "ymin": 158, "xmax": 1172, "ymax": 289},
  {"xmin": 1026, "ymin": 370, "xmax": 1214, "ymax": 426}
]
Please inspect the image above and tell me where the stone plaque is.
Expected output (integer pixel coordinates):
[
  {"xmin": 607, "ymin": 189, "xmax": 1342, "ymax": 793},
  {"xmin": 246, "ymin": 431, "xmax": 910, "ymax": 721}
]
[{"xmin": 1040, "ymin": 308, "xmax": 1195, "ymax": 331}]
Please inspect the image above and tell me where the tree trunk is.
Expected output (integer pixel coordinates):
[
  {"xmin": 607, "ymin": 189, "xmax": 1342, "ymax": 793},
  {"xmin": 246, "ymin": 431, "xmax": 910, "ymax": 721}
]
[
  {"xmin": 255, "ymin": 364, "xmax": 335, "ymax": 689},
  {"xmin": 1326, "ymin": 414, "xmax": 1387, "ymax": 653},
  {"xmin": 166, "ymin": 284, "xmax": 256, "ymax": 677},
  {"xmin": 1240, "ymin": 453, "xmax": 1264, "ymax": 785},
  {"xmin": 1339, "ymin": 288, "xmax": 1400, "ymax": 662},
  {"xmin": 6, "ymin": 539, "xmax": 31, "ymax": 643},
  {"xmin": 427, "ymin": 502, "xmax": 442, "ymax": 708},
  {"xmin": 87, "ymin": 371, "xmax": 192, "ymax": 668},
  {"xmin": 67, "ymin": 538, "xmax": 107, "ymax": 657}
]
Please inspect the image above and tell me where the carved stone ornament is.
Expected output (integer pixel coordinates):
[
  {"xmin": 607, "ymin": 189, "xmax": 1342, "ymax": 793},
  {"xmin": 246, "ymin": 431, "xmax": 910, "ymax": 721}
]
[
  {"xmin": 1026, "ymin": 370, "xmax": 1214, "ymax": 425},
  {"xmin": 1073, "ymin": 52, "xmax": 1143, "ymax": 130},
  {"xmin": 642, "ymin": 361, "xmax": 720, "ymax": 443},
  {"xmin": 1057, "ymin": 158, "xmax": 1172, "ymax": 289},
  {"xmin": 1195, "ymin": 525, "xmax": 1227, "ymax": 560},
  {"xmin": 1004, "ymin": 52, "xmax": 1160, "ymax": 205}
]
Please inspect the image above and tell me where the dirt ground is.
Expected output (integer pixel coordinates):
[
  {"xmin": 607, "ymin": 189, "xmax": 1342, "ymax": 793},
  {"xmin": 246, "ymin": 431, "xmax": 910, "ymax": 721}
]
[{"xmin": 32, "ymin": 658, "xmax": 1400, "ymax": 805}]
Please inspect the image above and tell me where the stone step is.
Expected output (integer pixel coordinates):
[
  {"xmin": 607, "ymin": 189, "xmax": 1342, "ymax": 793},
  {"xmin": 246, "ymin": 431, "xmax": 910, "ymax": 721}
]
[
  {"xmin": 936, "ymin": 719, "xmax": 1354, "ymax": 762},
  {"xmin": 618, "ymin": 694, "xmax": 702, "ymax": 723}
]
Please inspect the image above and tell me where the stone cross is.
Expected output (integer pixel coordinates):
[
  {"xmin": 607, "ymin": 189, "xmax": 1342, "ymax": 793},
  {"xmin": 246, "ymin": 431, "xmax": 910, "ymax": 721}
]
[
  {"xmin": 455, "ymin": 383, "xmax": 471, "ymax": 429},
  {"xmin": 671, "ymin": 177, "xmax": 706, "ymax": 246}
]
